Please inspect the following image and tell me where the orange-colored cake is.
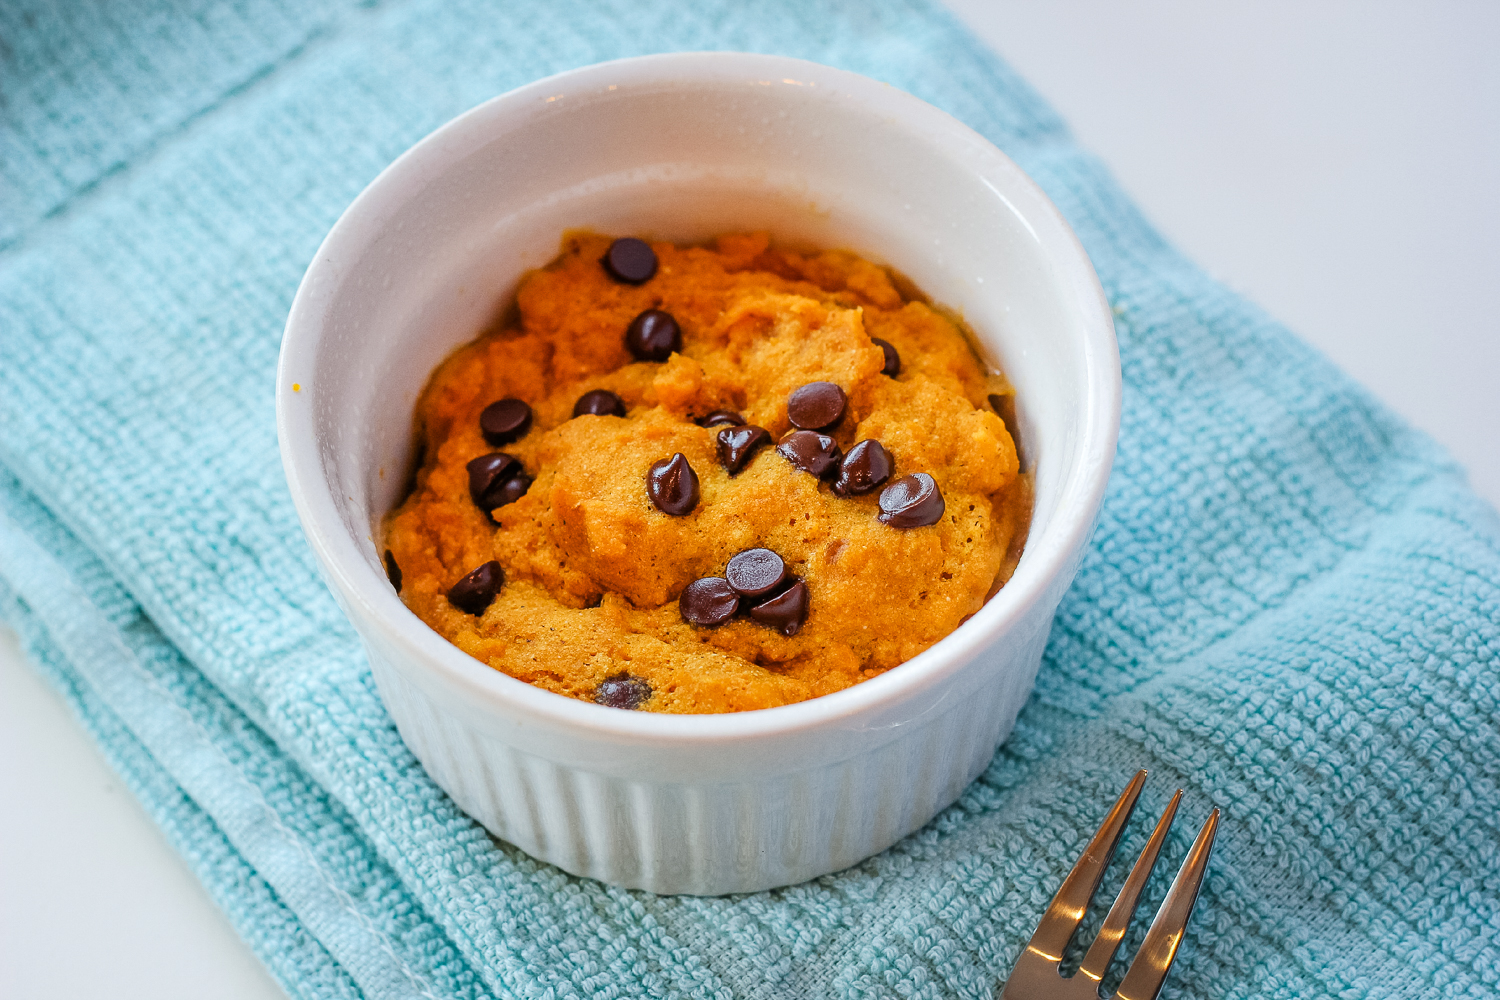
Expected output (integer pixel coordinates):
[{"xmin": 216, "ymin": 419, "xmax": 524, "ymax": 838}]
[{"xmin": 383, "ymin": 232, "xmax": 1027, "ymax": 713}]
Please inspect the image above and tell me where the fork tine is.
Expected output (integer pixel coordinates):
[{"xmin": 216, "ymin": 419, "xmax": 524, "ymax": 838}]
[
  {"xmin": 1076, "ymin": 789, "xmax": 1181, "ymax": 984},
  {"xmin": 1023, "ymin": 770, "xmax": 1147, "ymax": 962},
  {"xmin": 1113, "ymin": 806, "xmax": 1220, "ymax": 1000}
]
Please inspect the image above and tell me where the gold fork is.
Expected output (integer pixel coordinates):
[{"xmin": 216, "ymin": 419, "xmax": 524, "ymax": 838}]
[{"xmin": 1000, "ymin": 771, "xmax": 1220, "ymax": 1000}]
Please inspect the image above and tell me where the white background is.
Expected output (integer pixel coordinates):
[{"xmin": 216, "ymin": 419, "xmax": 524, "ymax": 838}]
[{"xmin": 3, "ymin": 4, "xmax": 1496, "ymax": 996}]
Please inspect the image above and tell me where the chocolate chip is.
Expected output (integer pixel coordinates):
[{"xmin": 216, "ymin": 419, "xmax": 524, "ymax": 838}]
[
  {"xmin": 786, "ymin": 381, "xmax": 847, "ymax": 431},
  {"xmin": 696, "ymin": 409, "xmax": 744, "ymax": 428},
  {"xmin": 878, "ymin": 473, "xmax": 945, "ymax": 528},
  {"xmin": 748, "ymin": 579, "xmax": 809, "ymax": 637},
  {"xmin": 725, "ymin": 548, "xmax": 787, "ymax": 598},
  {"xmin": 679, "ymin": 577, "xmax": 740, "ymax": 626},
  {"xmin": 833, "ymin": 439, "xmax": 894, "ymax": 497},
  {"xmin": 716, "ymin": 424, "xmax": 771, "ymax": 475},
  {"xmin": 601, "ymin": 238, "xmax": 658, "ymax": 284},
  {"xmin": 479, "ymin": 398, "xmax": 532, "ymax": 445},
  {"xmin": 448, "ymin": 561, "xmax": 503, "ymax": 615},
  {"xmin": 467, "ymin": 452, "xmax": 522, "ymax": 509},
  {"xmin": 491, "ymin": 473, "xmax": 532, "ymax": 510},
  {"xmin": 871, "ymin": 338, "xmax": 901, "ymax": 377},
  {"xmin": 776, "ymin": 430, "xmax": 843, "ymax": 479},
  {"xmin": 625, "ymin": 309, "xmax": 682, "ymax": 362},
  {"xmin": 646, "ymin": 452, "xmax": 700, "ymax": 515},
  {"xmin": 384, "ymin": 550, "xmax": 402, "ymax": 592},
  {"xmin": 594, "ymin": 672, "xmax": 652, "ymax": 709},
  {"xmin": 573, "ymin": 389, "xmax": 626, "ymax": 418}
]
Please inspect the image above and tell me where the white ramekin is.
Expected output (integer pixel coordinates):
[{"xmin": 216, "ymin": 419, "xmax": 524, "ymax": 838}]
[{"xmin": 277, "ymin": 53, "xmax": 1119, "ymax": 895}]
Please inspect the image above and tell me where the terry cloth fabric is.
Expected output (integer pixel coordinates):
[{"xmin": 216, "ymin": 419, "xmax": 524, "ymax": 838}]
[{"xmin": 3, "ymin": 0, "xmax": 1498, "ymax": 996}]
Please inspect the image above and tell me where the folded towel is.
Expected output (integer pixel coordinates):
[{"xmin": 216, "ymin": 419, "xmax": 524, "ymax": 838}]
[{"xmin": 2, "ymin": 1, "xmax": 1496, "ymax": 997}]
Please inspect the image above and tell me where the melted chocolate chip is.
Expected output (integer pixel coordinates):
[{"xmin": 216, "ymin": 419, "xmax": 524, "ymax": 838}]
[
  {"xmin": 776, "ymin": 430, "xmax": 842, "ymax": 479},
  {"xmin": 748, "ymin": 579, "xmax": 809, "ymax": 637},
  {"xmin": 646, "ymin": 453, "xmax": 700, "ymax": 515},
  {"xmin": 786, "ymin": 381, "xmax": 847, "ymax": 431},
  {"xmin": 625, "ymin": 309, "xmax": 682, "ymax": 362},
  {"xmin": 871, "ymin": 338, "xmax": 901, "ymax": 377},
  {"xmin": 384, "ymin": 550, "xmax": 402, "ymax": 592},
  {"xmin": 679, "ymin": 577, "xmax": 740, "ymax": 626},
  {"xmin": 725, "ymin": 548, "xmax": 787, "ymax": 598},
  {"xmin": 467, "ymin": 452, "xmax": 522, "ymax": 509},
  {"xmin": 447, "ymin": 561, "xmax": 503, "ymax": 615},
  {"xmin": 716, "ymin": 424, "xmax": 771, "ymax": 475},
  {"xmin": 600, "ymin": 238, "xmax": 658, "ymax": 284},
  {"xmin": 696, "ymin": 409, "xmax": 744, "ymax": 428},
  {"xmin": 479, "ymin": 398, "xmax": 532, "ymax": 445},
  {"xmin": 573, "ymin": 388, "xmax": 626, "ymax": 418},
  {"xmin": 877, "ymin": 473, "xmax": 945, "ymax": 528},
  {"xmin": 594, "ymin": 672, "xmax": 652, "ymax": 710},
  {"xmin": 833, "ymin": 439, "xmax": 894, "ymax": 497}
]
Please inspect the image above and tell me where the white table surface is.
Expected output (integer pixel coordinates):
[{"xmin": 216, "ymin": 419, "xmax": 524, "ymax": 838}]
[{"xmin": 3, "ymin": 4, "xmax": 1496, "ymax": 997}]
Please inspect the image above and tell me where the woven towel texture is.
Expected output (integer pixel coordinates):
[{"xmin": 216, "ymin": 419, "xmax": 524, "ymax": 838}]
[{"xmin": 2, "ymin": 0, "xmax": 1498, "ymax": 998}]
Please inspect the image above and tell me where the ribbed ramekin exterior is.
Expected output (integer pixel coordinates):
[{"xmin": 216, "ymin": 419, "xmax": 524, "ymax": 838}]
[{"xmin": 362, "ymin": 614, "xmax": 1049, "ymax": 895}]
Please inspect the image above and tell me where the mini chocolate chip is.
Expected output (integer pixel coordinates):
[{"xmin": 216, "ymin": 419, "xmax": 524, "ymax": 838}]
[
  {"xmin": 480, "ymin": 398, "xmax": 532, "ymax": 445},
  {"xmin": 467, "ymin": 452, "xmax": 522, "ymax": 509},
  {"xmin": 625, "ymin": 309, "xmax": 682, "ymax": 362},
  {"xmin": 384, "ymin": 550, "xmax": 402, "ymax": 592},
  {"xmin": 878, "ymin": 473, "xmax": 945, "ymax": 528},
  {"xmin": 601, "ymin": 237, "xmax": 658, "ymax": 284},
  {"xmin": 696, "ymin": 409, "xmax": 744, "ymax": 428},
  {"xmin": 777, "ymin": 430, "xmax": 843, "ymax": 479},
  {"xmin": 646, "ymin": 453, "xmax": 700, "ymax": 515},
  {"xmin": 833, "ymin": 439, "xmax": 894, "ymax": 497},
  {"xmin": 749, "ymin": 579, "xmax": 809, "ymax": 637},
  {"xmin": 448, "ymin": 561, "xmax": 503, "ymax": 615},
  {"xmin": 573, "ymin": 388, "xmax": 626, "ymax": 418},
  {"xmin": 725, "ymin": 548, "xmax": 787, "ymax": 598},
  {"xmin": 594, "ymin": 672, "xmax": 653, "ymax": 709},
  {"xmin": 716, "ymin": 424, "xmax": 771, "ymax": 475},
  {"xmin": 871, "ymin": 338, "xmax": 901, "ymax": 377},
  {"xmin": 679, "ymin": 577, "xmax": 740, "ymax": 626},
  {"xmin": 491, "ymin": 473, "xmax": 532, "ymax": 510},
  {"xmin": 786, "ymin": 381, "xmax": 847, "ymax": 431}
]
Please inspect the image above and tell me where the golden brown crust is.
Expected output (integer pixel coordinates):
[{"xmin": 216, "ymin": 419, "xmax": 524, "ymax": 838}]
[{"xmin": 384, "ymin": 233, "xmax": 1025, "ymax": 713}]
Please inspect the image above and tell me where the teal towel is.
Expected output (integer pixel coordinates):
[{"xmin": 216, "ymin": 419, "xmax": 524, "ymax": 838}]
[{"xmin": 3, "ymin": 1, "xmax": 1497, "ymax": 997}]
